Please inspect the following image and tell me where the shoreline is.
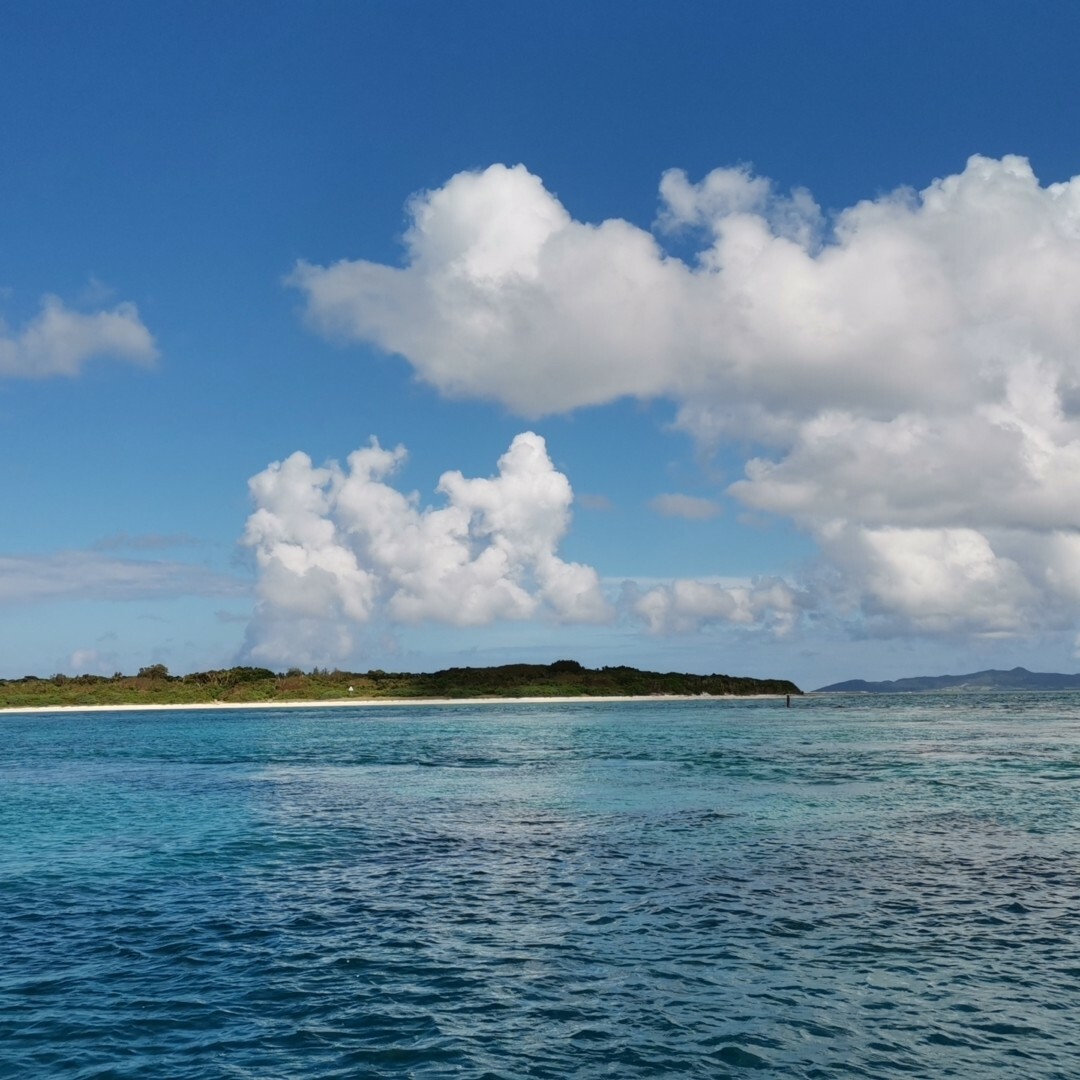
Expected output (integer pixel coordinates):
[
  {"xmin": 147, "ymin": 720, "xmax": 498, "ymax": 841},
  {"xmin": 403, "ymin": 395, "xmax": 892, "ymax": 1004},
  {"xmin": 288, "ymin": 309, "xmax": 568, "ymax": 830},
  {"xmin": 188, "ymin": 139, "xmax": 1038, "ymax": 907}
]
[{"xmin": 0, "ymin": 694, "xmax": 788, "ymax": 716}]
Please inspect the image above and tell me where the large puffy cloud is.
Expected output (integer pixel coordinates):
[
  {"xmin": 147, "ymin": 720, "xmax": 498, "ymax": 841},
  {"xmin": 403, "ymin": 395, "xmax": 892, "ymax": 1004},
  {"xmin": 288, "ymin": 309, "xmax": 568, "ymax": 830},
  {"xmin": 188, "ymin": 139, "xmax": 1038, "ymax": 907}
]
[
  {"xmin": 0, "ymin": 295, "xmax": 157, "ymax": 378},
  {"xmin": 290, "ymin": 155, "xmax": 1080, "ymax": 427},
  {"xmin": 289, "ymin": 165, "xmax": 680, "ymax": 414},
  {"xmin": 291, "ymin": 156, "xmax": 1080, "ymax": 641},
  {"xmin": 814, "ymin": 524, "xmax": 1080, "ymax": 638},
  {"xmin": 730, "ymin": 358, "xmax": 1080, "ymax": 531},
  {"xmin": 242, "ymin": 432, "xmax": 800, "ymax": 665},
  {"xmin": 242, "ymin": 433, "xmax": 616, "ymax": 665}
]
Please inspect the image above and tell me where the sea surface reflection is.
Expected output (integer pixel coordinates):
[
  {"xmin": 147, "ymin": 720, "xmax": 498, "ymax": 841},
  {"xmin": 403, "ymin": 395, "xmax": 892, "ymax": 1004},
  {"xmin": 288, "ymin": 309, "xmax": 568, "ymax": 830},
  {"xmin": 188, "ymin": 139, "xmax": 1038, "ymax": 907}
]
[{"xmin": 2, "ymin": 695, "xmax": 1079, "ymax": 1077}]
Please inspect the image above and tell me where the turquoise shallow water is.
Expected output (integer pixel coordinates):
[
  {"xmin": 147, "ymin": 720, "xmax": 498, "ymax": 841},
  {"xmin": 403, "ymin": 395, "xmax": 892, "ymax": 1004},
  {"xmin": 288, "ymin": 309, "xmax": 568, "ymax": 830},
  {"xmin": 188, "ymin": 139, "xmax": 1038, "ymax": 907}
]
[{"xmin": 2, "ymin": 693, "xmax": 1079, "ymax": 1078}]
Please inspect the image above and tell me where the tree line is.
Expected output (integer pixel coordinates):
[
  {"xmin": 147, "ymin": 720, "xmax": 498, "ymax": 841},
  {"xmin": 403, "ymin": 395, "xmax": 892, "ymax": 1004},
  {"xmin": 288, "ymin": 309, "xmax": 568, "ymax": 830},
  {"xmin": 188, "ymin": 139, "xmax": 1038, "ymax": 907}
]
[{"xmin": 1, "ymin": 660, "xmax": 801, "ymax": 708}]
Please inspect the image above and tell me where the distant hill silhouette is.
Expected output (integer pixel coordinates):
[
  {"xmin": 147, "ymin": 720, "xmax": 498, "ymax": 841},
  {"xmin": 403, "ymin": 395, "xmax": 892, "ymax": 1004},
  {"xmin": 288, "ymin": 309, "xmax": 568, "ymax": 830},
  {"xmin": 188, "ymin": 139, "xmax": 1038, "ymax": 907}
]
[{"xmin": 816, "ymin": 666, "xmax": 1080, "ymax": 693}]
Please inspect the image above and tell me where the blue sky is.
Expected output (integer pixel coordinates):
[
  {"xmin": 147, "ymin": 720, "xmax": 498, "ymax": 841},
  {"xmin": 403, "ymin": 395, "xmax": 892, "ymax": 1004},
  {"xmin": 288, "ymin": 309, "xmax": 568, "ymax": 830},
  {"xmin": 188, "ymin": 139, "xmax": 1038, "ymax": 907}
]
[{"xmin": 5, "ymin": 1, "xmax": 1080, "ymax": 688}]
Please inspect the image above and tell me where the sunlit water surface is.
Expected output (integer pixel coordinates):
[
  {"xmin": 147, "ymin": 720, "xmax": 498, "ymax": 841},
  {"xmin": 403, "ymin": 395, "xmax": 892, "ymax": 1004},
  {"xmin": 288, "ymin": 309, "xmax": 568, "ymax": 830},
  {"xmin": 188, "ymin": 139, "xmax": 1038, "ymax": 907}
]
[{"xmin": 3, "ymin": 694, "xmax": 1079, "ymax": 1078}]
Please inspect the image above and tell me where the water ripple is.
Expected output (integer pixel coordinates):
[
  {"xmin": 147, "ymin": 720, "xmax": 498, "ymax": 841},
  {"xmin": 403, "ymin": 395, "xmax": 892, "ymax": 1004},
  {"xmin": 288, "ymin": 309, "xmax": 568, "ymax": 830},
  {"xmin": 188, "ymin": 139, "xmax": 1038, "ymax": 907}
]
[{"xmin": 2, "ymin": 694, "xmax": 1080, "ymax": 1077}]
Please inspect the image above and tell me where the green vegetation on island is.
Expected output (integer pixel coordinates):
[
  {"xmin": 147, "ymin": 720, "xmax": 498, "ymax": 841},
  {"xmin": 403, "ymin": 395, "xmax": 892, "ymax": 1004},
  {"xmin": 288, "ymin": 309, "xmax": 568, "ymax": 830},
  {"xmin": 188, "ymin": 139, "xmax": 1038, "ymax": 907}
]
[{"xmin": 0, "ymin": 660, "xmax": 801, "ymax": 709}]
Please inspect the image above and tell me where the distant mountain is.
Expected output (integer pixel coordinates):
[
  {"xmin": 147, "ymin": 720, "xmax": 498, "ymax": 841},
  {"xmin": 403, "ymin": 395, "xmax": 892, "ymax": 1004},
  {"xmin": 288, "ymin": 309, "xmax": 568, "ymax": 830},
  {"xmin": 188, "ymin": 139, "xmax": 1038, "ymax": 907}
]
[{"xmin": 815, "ymin": 666, "xmax": 1080, "ymax": 693}]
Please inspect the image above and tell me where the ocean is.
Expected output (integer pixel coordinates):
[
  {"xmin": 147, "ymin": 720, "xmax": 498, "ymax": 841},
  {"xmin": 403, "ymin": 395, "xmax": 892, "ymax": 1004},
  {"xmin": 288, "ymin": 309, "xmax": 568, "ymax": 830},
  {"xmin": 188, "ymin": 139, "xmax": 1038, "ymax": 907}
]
[{"xmin": 2, "ymin": 694, "xmax": 1078, "ymax": 1078}]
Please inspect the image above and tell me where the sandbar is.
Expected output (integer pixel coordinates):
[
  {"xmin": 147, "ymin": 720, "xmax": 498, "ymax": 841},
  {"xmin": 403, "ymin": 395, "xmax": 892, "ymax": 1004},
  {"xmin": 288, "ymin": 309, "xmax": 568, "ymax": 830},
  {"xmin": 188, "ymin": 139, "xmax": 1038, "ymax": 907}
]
[{"xmin": 0, "ymin": 694, "xmax": 786, "ymax": 715}]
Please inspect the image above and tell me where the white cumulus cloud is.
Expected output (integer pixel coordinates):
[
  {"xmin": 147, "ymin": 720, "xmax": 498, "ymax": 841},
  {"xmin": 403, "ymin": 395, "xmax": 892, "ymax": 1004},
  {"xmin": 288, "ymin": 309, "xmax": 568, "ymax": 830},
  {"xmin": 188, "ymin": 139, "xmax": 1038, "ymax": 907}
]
[
  {"xmin": 627, "ymin": 578, "xmax": 803, "ymax": 637},
  {"xmin": 290, "ymin": 155, "xmax": 1080, "ymax": 642},
  {"xmin": 0, "ymin": 294, "xmax": 157, "ymax": 378},
  {"xmin": 241, "ymin": 432, "xmax": 613, "ymax": 666}
]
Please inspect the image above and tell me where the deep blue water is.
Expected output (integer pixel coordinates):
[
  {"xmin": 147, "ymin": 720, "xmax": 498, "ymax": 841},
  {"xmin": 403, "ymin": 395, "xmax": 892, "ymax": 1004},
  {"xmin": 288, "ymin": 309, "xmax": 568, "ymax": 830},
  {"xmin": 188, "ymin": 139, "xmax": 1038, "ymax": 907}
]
[{"xmin": 2, "ymin": 694, "xmax": 1079, "ymax": 1078}]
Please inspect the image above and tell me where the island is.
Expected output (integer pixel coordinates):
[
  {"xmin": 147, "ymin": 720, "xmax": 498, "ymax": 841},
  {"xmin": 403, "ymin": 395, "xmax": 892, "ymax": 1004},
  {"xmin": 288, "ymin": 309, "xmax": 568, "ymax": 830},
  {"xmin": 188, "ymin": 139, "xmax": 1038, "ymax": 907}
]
[
  {"xmin": 815, "ymin": 666, "xmax": 1080, "ymax": 693},
  {"xmin": 0, "ymin": 660, "xmax": 801, "ymax": 710}
]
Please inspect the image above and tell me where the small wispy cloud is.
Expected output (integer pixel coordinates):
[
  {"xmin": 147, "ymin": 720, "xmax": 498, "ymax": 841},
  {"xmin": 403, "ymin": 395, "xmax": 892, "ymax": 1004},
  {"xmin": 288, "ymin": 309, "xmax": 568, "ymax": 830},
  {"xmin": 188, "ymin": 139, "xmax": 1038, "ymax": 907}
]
[
  {"xmin": 0, "ymin": 552, "xmax": 248, "ymax": 604},
  {"xmin": 77, "ymin": 277, "xmax": 117, "ymax": 307},
  {"xmin": 648, "ymin": 493, "xmax": 722, "ymax": 520},
  {"xmin": 68, "ymin": 647, "xmax": 119, "ymax": 674},
  {"xmin": 93, "ymin": 532, "xmax": 200, "ymax": 552},
  {"xmin": 0, "ymin": 294, "xmax": 157, "ymax": 379}
]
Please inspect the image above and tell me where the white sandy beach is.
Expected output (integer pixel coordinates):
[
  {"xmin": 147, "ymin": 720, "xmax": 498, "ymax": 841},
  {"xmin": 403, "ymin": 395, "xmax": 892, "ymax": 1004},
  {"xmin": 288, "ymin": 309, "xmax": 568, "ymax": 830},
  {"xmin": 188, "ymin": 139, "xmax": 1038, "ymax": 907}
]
[{"xmin": 0, "ymin": 694, "xmax": 787, "ymax": 715}]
